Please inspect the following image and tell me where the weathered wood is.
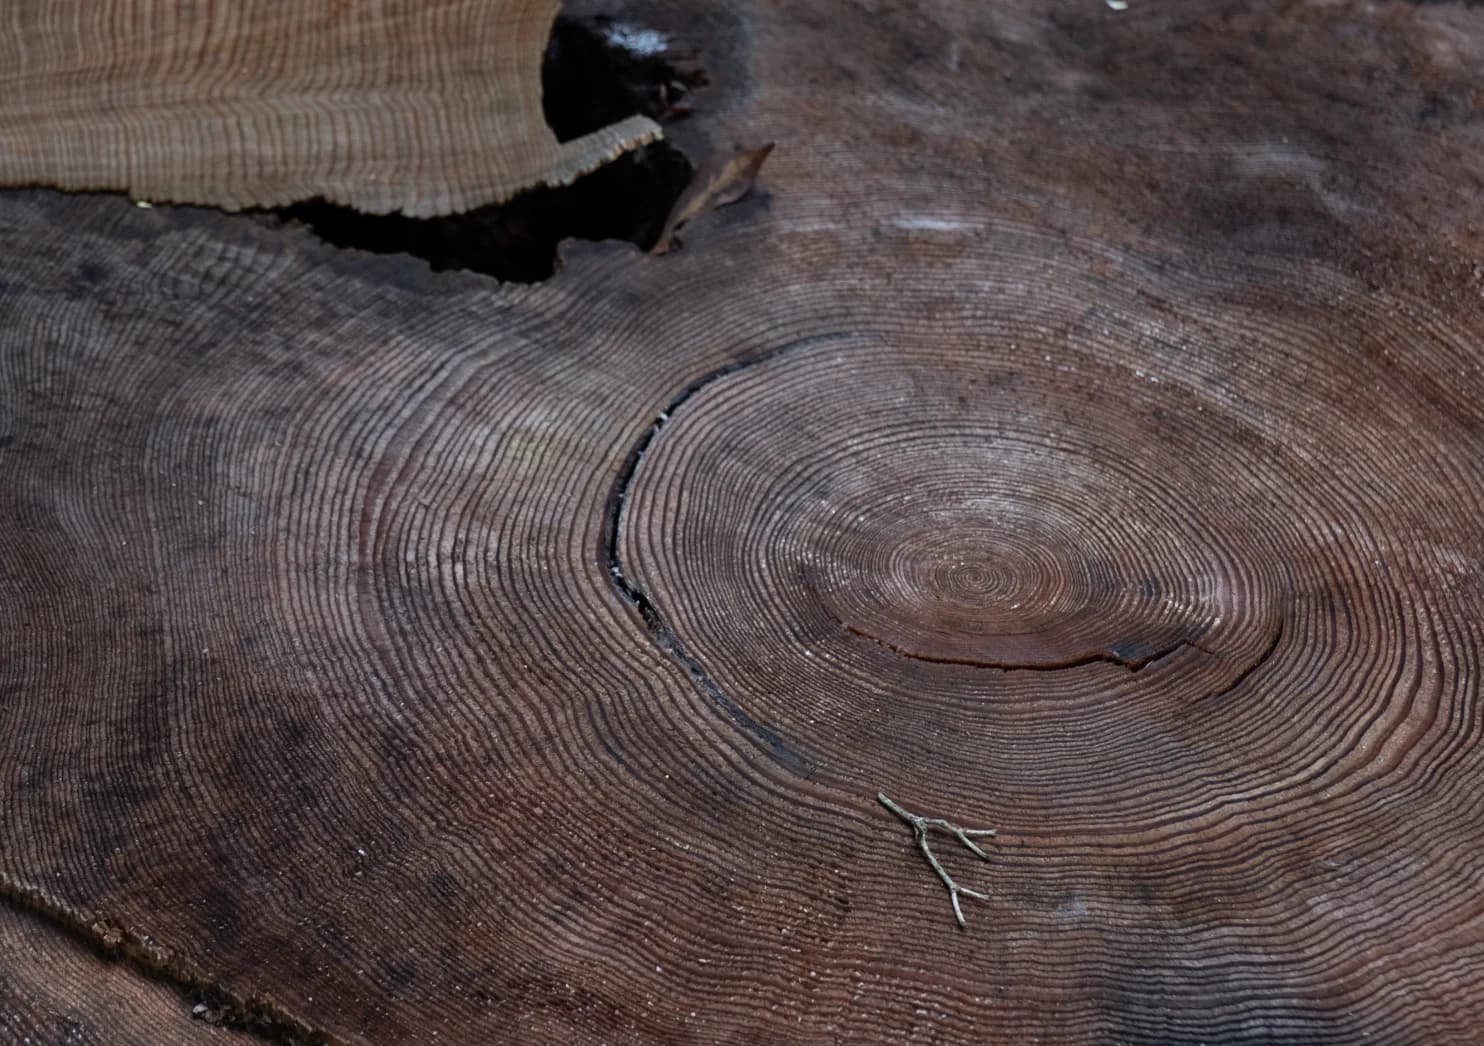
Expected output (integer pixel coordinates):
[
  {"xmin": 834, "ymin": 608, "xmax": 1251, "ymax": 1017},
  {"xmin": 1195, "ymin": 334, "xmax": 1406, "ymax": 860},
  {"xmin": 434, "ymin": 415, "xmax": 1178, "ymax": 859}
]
[
  {"xmin": 0, "ymin": 0, "xmax": 658, "ymax": 215},
  {"xmin": 0, "ymin": 904, "xmax": 247, "ymax": 1044},
  {"xmin": 3, "ymin": 0, "xmax": 1484, "ymax": 1042}
]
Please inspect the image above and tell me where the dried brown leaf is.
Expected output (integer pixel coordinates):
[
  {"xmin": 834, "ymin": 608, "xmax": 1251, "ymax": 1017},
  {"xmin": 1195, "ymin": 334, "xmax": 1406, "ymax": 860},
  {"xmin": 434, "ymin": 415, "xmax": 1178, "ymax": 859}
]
[{"xmin": 651, "ymin": 143, "xmax": 775, "ymax": 254}]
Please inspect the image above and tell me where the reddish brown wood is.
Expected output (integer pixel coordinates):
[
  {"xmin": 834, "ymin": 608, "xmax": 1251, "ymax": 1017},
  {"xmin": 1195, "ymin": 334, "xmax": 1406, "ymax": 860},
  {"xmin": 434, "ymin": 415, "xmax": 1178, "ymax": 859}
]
[
  {"xmin": 0, "ymin": 904, "xmax": 248, "ymax": 1044},
  {"xmin": 3, "ymin": 0, "xmax": 1484, "ymax": 1042}
]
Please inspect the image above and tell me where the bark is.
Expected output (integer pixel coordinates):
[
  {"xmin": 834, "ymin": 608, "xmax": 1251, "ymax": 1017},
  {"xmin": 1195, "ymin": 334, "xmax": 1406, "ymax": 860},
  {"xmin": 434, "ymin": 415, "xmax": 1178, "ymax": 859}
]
[{"xmin": 3, "ymin": 0, "xmax": 1484, "ymax": 1043}]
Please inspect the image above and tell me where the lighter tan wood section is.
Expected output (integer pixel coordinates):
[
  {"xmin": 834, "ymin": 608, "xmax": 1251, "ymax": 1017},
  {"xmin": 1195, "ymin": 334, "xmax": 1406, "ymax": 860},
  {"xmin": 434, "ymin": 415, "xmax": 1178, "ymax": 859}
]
[{"xmin": 0, "ymin": 0, "xmax": 659, "ymax": 215}]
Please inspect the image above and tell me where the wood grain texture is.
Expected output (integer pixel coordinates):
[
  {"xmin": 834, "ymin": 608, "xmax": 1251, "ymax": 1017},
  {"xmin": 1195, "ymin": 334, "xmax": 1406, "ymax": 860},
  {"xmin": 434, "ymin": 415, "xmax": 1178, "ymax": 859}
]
[
  {"xmin": 0, "ymin": 903, "xmax": 248, "ymax": 1044},
  {"xmin": 0, "ymin": 0, "xmax": 659, "ymax": 216},
  {"xmin": 3, "ymin": 0, "xmax": 1484, "ymax": 1042}
]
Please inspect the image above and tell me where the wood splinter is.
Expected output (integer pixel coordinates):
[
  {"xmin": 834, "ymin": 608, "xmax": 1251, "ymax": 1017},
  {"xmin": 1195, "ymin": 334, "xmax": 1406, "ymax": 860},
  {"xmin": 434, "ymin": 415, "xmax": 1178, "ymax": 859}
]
[{"xmin": 878, "ymin": 792, "xmax": 997, "ymax": 929}]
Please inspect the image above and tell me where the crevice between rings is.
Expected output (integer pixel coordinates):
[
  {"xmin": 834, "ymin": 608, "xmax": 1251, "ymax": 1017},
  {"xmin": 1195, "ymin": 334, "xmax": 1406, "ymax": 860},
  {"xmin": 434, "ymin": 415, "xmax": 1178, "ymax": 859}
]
[
  {"xmin": 602, "ymin": 330, "xmax": 877, "ymax": 779},
  {"xmin": 1197, "ymin": 615, "xmax": 1286, "ymax": 704},
  {"xmin": 0, "ymin": 872, "xmax": 333, "ymax": 1045}
]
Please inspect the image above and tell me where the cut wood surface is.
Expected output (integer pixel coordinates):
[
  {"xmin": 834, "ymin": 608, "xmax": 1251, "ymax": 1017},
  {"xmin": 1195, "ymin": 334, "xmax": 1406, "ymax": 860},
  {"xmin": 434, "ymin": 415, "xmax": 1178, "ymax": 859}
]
[
  {"xmin": 3, "ymin": 0, "xmax": 1484, "ymax": 1042},
  {"xmin": 0, "ymin": 904, "xmax": 247, "ymax": 1044},
  {"xmin": 0, "ymin": 0, "xmax": 659, "ymax": 215}
]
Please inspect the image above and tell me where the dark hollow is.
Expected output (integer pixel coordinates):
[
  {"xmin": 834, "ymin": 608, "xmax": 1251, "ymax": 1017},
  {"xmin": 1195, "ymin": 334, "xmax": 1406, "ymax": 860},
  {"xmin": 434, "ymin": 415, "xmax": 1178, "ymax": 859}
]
[{"xmin": 269, "ymin": 15, "xmax": 704, "ymax": 282}]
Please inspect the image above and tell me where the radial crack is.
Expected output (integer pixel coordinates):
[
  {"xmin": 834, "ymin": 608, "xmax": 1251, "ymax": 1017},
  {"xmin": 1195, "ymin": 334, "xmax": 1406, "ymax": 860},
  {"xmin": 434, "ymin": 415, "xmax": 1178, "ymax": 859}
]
[{"xmin": 602, "ymin": 330, "xmax": 874, "ymax": 778}]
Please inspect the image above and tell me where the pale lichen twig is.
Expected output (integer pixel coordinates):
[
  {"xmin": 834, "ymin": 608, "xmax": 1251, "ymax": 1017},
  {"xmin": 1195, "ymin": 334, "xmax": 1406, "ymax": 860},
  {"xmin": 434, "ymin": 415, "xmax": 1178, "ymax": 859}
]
[{"xmin": 878, "ymin": 792, "xmax": 996, "ymax": 928}]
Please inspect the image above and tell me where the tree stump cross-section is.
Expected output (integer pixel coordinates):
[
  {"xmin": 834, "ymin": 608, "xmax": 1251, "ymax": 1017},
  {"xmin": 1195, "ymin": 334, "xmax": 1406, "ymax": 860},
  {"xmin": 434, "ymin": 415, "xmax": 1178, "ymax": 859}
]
[{"xmin": 3, "ymin": 0, "xmax": 1484, "ymax": 1042}]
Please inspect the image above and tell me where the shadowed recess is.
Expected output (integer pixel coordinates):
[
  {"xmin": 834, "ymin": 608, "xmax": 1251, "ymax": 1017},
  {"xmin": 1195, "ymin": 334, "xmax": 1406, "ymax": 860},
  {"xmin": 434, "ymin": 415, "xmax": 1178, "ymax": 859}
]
[{"xmin": 271, "ymin": 15, "xmax": 703, "ymax": 281}]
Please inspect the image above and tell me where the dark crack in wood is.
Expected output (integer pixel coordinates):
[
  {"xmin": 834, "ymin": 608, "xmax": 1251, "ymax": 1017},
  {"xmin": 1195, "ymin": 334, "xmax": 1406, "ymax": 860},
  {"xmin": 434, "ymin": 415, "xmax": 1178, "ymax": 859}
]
[
  {"xmin": 603, "ymin": 331, "xmax": 877, "ymax": 778},
  {"xmin": 0, "ymin": 872, "xmax": 335, "ymax": 1045}
]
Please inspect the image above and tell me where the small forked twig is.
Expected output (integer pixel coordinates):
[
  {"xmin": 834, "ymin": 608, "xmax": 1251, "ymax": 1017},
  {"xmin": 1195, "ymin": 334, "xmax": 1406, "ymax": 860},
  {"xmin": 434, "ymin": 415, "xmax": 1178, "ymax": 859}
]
[{"xmin": 878, "ymin": 792, "xmax": 997, "ymax": 928}]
